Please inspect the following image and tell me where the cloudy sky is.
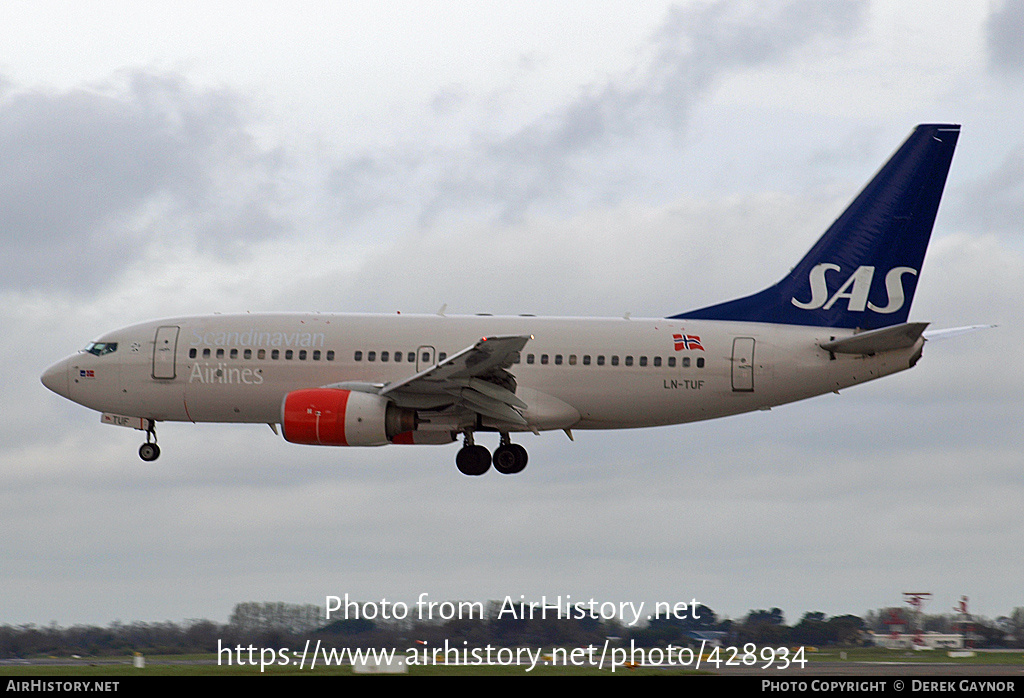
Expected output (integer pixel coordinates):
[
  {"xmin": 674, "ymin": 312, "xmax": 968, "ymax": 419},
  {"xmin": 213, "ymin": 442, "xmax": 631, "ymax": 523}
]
[{"xmin": 3, "ymin": 0, "xmax": 1022, "ymax": 628}]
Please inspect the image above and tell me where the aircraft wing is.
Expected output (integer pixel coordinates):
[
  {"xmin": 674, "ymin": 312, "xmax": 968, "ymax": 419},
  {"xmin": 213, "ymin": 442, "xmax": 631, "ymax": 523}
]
[{"xmin": 332, "ymin": 335, "xmax": 532, "ymax": 425}]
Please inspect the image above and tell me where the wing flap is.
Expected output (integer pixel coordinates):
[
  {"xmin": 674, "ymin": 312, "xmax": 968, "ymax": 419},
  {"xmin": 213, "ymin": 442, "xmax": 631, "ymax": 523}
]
[
  {"xmin": 381, "ymin": 335, "xmax": 529, "ymax": 396},
  {"xmin": 449, "ymin": 377, "xmax": 529, "ymax": 410},
  {"xmin": 380, "ymin": 335, "xmax": 531, "ymax": 423},
  {"xmin": 449, "ymin": 388, "xmax": 528, "ymax": 425}
]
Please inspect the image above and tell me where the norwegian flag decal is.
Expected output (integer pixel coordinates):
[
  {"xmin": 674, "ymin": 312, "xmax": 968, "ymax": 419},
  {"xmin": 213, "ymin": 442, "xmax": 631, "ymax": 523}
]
[{"xmin": 673, "ymin": 333, "xmax": 704, "ymax": 351}]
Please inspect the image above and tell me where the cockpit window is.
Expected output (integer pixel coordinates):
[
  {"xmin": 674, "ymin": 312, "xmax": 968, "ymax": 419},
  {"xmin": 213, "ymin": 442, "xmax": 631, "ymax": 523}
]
[{"xmin": 83, "ymin": 342, "xmax": 118, "ymax": 356}]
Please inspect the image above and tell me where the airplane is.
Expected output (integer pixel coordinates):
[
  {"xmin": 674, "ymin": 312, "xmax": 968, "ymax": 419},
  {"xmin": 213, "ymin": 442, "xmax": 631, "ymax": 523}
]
[{"xmin": 42, "ymin": 123, "xmax": 964, "ymax": 476}]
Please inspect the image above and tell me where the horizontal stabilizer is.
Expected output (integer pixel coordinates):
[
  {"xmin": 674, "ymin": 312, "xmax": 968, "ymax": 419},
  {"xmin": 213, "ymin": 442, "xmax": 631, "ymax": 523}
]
[
  {"xmin": 923, "ymin": 324, "xmax": 997, "ymax": 342},
  {"xmin": 819, "ymin": 322, "xmax": 928, "ymax": 355}
]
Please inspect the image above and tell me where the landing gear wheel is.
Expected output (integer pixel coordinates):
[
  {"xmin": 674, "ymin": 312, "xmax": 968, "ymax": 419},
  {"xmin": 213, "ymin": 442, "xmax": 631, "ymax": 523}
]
[
  {"xmin": 456, "ymin": 445, "xmax": 491, "ymax": 476},
  {"xmin": 139, "ymin": 420, "xmax": 160, "ymax": 461},
  {"xmin": 492, "ymin": 443, "xmax": 528, "ymax": 474}
]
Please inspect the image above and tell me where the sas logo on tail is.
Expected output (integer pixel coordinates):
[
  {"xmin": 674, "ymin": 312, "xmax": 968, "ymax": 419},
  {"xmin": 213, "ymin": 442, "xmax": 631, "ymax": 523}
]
[
  {"xmin": 673, "ymin": 334, "xmax": 704, "ymax": 351},
  {"xmin": 790, "ymin": 264, "xmax": 917, "ymax": 314}
]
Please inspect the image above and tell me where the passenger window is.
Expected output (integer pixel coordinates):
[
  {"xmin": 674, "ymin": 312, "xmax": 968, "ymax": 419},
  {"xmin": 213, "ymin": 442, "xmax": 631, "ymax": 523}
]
[
  {"xmin": 189, "ymin": 348, "xmax": 197, "ymax": 359},
  {"xmin": 381, "ymin": 351, "xmax": 389, "ymax": 362},
  {"xmin": 216, "ymin": 348, "xmax": 224, "ymax": 359},
  {"xmin": 611, "ymin": 356, "xmax": 619, "ymax": 366},
  {"xmin": 554, "ymin": 355, "xmax": 562, "ymax": 365},
  {"xmin": 258, "ymin": 349, "xmax": 266, "ymax": 360},
  {"xmin": 541, "ymin": 354, "xmax": 549, "ymax": 365},
  {"xmin": 583, "ymin": 355, "xmax": 591, "ymax": 365},
  {"xmin": 368, "ymin": 351, "xmax": 376, "ymax": 362},
  {"xmin": 327, "ymin": 350, "xmax": 335, "ymax": 361},
  {"xmin": 312, "ymin": 350, "xmax": 321, "ymax": 360},
  {"xmin": 421, "ymin": 352, "xmax": 430, "ymax": 363},
  {"xmin": 244, "ymin": 349, "xmax": 252, "ymax": 360},
  {"xmin": 683, "ymin": 357, "xmax": 690, "ymax": 367},
  {"xmin": 653, "ymin": 356, "xmax": 661, "ymax": 367},
  {"xmin": 285, "ymin": 350, "xmax": 294, "ymax": 360},
  {"xmin": 439, "ymin": 352, "xmax": 447, "ymax": 361},
  {"xmin": 639, "ymin": 356, "xmax": 647, "ymax": 367},
  {"xmin": 355, "ymin": 351, "xmax": 363, "ymax": 361},
  {"xmin": 230, "ymin": 348, "xmax": 238, "ymax": 359},
  {"xmin": 668, "ymin": 357, "xmax": 675, "ymax": 367},
  {"xmin": 272, "ymin": 350, "xmax": 280, "ymax": 360},
  {"xmin": 625, "ymin": 356, "xmax": 633, "ymax": 366},
  {"xmin": 597, "ymin": 355, "xmax": 605, "ymax": 366},
  {"xmin": 203, "ymin": 348, "xmax": 211, "ymax": 359},
  {"xmin": 299, "ymin": 350, "xmax": 307, "ymax": 360},
  {"xmin": 697, "ymin": 357, "xmax": 705, "ymax": 368},
  {"xmin": 527, "ymin": 354, "xmax": 535, "ymax": 365},
  {"xmin": 569, "ymin": 355, "xmax": 577, "ymax": 365},
  {"xmin": 394, "ymin": 351, "xmax": 402, "ymax": 363},
  {"xmin": 511, "ymin": 352, "xmax": 521, "ymax": 364}
]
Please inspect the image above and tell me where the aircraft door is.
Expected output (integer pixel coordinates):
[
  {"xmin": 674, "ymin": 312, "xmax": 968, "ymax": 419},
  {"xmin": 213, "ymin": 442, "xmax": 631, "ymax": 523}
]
[
  {"xmin": 731, "ymin": 337, "xmax": 755, "ymax": 392},
  {"xmin": 416, "ymin": 346, "xmax": 436, "ymax": 372},
  {"xmin": 152, "ymin": 326, "xmax": 180, "ymax": 379}
]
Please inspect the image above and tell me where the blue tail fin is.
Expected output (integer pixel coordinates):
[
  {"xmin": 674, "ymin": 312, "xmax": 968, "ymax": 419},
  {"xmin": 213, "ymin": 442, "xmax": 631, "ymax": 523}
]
[{"xmin": 672, "ymin": 124, "xmax": 960, "ymax": 329}]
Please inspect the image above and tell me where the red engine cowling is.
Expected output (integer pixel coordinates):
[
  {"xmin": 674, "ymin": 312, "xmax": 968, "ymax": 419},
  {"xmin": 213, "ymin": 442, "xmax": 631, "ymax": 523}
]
[{"xmin": 281, "ymin": 389, "xmax": 416, "ymax": 446}]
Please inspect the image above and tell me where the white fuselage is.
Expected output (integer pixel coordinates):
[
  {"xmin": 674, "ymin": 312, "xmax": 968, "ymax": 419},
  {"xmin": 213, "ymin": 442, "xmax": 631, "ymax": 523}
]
[{"xmin": 43, "ymin": 312, "xmax": 923, "ymax": 434}]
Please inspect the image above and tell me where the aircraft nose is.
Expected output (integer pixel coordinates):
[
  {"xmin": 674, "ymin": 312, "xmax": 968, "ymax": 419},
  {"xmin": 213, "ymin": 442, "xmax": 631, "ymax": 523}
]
[{"xmin": 41, "ymin": 358, "xmax": 70, "ymax": 398}]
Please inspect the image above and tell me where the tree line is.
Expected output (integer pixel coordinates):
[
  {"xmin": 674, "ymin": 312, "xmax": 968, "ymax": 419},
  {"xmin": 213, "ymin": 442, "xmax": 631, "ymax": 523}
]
[{"xmin": 2, "ymin": 603, "xmax": 1022, "ymax": 657}]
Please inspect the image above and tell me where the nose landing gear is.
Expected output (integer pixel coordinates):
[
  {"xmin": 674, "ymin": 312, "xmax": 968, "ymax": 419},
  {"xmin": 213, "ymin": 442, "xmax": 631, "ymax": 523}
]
[{"xmin": 138, "ymin": 421, "xmax": 160, "ymax": 462}]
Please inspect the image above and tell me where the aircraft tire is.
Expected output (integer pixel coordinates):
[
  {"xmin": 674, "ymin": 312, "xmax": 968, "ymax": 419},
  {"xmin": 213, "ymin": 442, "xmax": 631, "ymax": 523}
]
[
  {"xmin": 493, "ymin": 444, "xmax": 528, "ymax": 474},
  {"xmin": 139, "ymin": 443, "xmax": 161, "ymax": 462},
  {"xmin": 456, "ymin": 445, "xmax": 491, "ymax": 476}
]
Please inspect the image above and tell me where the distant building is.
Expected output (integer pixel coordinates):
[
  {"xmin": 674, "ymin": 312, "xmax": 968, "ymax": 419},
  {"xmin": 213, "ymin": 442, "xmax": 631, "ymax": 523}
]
[{"xmin": 870, "ymin": 632, "xmax": 963, "ymax": 650}]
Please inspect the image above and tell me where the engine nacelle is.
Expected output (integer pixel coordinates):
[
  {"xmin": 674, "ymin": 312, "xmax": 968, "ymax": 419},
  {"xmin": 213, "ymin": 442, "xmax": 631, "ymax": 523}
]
[{"xmin": 281, "ymin": 389, "xmax": 416, "ymax": 446}]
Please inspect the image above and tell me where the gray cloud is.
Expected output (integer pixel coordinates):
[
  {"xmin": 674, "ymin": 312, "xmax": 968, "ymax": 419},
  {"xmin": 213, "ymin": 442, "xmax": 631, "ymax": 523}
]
[
  {"xmin": 468, "ymin": 0, "xmax": 867, "ymax": 218},
  {"xmin": 957, "ymin": 146, "xmax": 1024, "ymax": 237},
  {"xmin": 987, "ymin": 0, "xmax": 1024, "ymax": 74},
  {"xmin": 429, "ymin": 84, "xmax": 469, "ymax": 116},
  {"xmin": 325, "ymin": 0, "xmax": 868, "ymax": 230},
  {"xmin": 0, "ymin": 72, "xmax": 282, "ymax": 292}
]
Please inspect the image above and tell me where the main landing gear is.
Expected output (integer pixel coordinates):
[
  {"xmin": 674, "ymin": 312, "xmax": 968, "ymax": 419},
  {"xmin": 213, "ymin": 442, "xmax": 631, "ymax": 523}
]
[
  {"xmin": 455, "ymin": 432, "xmax": 528, "ymax": 476},
  {"xmin": 138, "ymin": 420, "xmax": 160, "ymax": 462}
]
